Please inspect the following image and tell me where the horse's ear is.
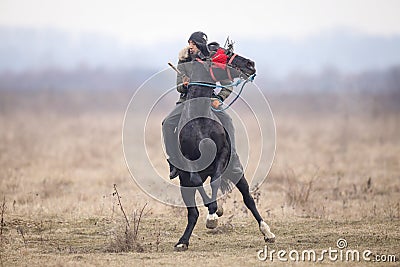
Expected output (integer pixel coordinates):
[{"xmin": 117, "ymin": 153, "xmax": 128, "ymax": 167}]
[{"xmin": 207, "ymin": 42, "xmax": 220, "ymax": 52}]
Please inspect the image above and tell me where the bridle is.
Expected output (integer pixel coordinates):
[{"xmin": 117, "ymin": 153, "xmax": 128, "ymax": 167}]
[{"xmin": 188, "ymin": 73, "xmax": 256, "ymax": 112}]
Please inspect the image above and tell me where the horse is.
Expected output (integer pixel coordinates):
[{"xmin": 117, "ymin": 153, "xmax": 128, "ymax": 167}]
[{"xmin": 173, "ymin": 45, "xmax": 275, "ymax": 251}]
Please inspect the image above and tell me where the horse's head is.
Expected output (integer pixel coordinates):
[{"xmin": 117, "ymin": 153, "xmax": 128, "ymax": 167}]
[
  {"xmin": 227, "ymin": 53, "xmax": 256, "ymax": 78},
  {"xmin": 208, "ymin": 42, "xmax": 256, "ymax": 79}
]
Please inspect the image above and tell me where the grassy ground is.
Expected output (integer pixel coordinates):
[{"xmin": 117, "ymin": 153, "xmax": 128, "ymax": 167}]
[
  {"xmin": 0, "ymin": 89, "xmax": 399, "ymax": 266},
  {"xmin": 1, "ymin": 215, "xmax": 399, "ymax": 266}
]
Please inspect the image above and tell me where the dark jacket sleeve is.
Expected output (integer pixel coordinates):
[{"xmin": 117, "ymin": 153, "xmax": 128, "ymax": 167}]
[{"xmin": 176, "ymin": 59, "xmax": 190, "ymax": 94}]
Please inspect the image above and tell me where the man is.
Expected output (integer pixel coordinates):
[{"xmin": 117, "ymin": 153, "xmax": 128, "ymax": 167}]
[{"xmin": 162, "ymin": 31, "xmax": 243, "ymax": 182}]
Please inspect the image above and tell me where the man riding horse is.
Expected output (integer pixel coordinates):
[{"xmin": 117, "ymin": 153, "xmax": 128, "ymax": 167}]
[
  {"xmin": 162, "ymin": 31, "xmax": 243, "ymax": 182},
  {"xmin": 162, "ymin": 31, "xmax": 276, "ymax": 251}
]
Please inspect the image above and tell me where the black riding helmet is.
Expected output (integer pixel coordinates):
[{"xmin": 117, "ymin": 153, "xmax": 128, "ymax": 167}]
[{"xmin": 188, "ymin": 31, "xmax": 210, "ymax": 57}]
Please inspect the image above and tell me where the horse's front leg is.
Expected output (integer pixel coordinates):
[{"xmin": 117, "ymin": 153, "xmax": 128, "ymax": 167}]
[
  {"xmin": 208, "ymin": 175, "xmax": 220, "ymax": 214},
  {"xmin": 205, "ymin": 154, "xmax": 228, "ymax": 229},
  {"xmin": 190, "ymin": 172, "xmax": 212, "ymax": 206},
  {"xmin": 175, "ymin": 185, "xmax": 199, "ymax": 251},
  {"xmin": 196, "ymin": 185, "xmax": 212, "ymax": 206},
  {"xmin": 205, "ymin": 174, "xmax": 221, "ymax": 229}
]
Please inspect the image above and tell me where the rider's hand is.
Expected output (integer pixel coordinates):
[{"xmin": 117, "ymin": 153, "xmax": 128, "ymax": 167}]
[
  {"xmin": 182, "ymin": 76, "xmax": 190, "ymax": 87},
  {"xmin": 211, "ymin": 98, "xmax": 222, "ymax": 109},
  {"xmin": 178, "ymin": 46, "xmax": 190, "ymax": 61}
]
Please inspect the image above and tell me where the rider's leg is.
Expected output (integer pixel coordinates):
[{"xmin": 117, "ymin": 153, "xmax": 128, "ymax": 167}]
[
  {"xmin": 162, "ymin": 103, "xmax": 184, "ymax": 179},
  {"xmin": 214, "ymin": 110, "xmax": 244, "ymax": 184}
]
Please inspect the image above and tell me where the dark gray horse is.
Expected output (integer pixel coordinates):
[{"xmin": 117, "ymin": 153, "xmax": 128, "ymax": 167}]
[{"xmin": 173, "ymin": 50, "xmax": 275, "ymax": 251}]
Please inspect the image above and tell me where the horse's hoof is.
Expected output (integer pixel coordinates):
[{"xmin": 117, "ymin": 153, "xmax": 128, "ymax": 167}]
[
  {"xmin": 206, "ymin": 213, "xmax": 219, "ymax": 229},
  {"xmin": 260, "ymin": 220, "xmax": 276, "ymax": 241},
  {"xmin": 174, "ymin": 243, "xmax": 188, "ymax": 252},
  {"xmin": 216, "ymin": 206, "xmax": 224, "ymax": 217}
]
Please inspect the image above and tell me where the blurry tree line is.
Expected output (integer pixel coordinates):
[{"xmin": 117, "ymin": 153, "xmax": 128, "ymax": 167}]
[{"xmin": 0, "ymin": 65, "xmax": 399, "ymax": 93}]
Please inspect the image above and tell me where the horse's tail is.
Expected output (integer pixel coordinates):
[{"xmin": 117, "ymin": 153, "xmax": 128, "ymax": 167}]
[{"xmin": 219, "ymin": 176, "xmax": 233, "ymax": 194}]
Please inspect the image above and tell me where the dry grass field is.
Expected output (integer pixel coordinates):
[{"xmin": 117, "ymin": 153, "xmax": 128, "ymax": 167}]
[{"xmin": 0, "ymin": 88, "xmax": 399, "ymax": 266}]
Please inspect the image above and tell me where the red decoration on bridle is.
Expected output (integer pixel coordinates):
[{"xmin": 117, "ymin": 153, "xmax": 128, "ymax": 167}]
[{"xmin": 208, "ymin": 48, "xmax": 237, "ymax": 82}]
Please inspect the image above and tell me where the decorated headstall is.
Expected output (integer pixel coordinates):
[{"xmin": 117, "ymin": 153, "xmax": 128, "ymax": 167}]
[{"xmin": 207, "ymin": 41, "xmax": 256, "ymax": 82}]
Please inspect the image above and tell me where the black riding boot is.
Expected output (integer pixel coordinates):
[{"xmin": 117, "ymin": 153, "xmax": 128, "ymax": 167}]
[{"xmin": 167, "ymin": 158, "xmax": 179, "ymax": 179}]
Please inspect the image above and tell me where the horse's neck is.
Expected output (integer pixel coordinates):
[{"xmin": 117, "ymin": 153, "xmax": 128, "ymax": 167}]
[
  {"xmin": 179, "ymin": 60, "xmax": 215, "ymax": 126},
  {"xmin": 186, "ymin": 85, "xmax": 213, "ymax": 99},
  {"xmin": 190, "ymin": 60, "xmax": 214, "ymax": 83},
  {"xmin": 179, "ymin": 87, "xmax": 213, "ymax": 127}
]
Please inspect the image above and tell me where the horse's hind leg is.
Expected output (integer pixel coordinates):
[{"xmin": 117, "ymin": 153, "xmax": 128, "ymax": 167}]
[
  {"xmin": 175, "ymin": 186, "xmax": 199, "ymax": 251},
  {"xmin": 235, "ymin": 175, "xmax": 276, "ymax": 243}
]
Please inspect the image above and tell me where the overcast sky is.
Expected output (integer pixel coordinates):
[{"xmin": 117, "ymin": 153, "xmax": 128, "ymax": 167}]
[{"xmin": 1, "ymin": 0, "xmax": 400, "ymax": 45}]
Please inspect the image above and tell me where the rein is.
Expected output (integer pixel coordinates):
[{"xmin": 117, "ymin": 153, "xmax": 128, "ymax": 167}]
[{"xmin": 188, "ymin": 73, "xmax": 256, "ymax": 112}]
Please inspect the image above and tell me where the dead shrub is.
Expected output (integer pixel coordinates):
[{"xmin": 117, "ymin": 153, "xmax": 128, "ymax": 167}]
[
  {"xmin": 284, "ymin": 169, "xmax": 318, "ymax": 207},
  {"xmin": 105, "ymin": 184, "xmax": 147, "ymax": 253}
]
